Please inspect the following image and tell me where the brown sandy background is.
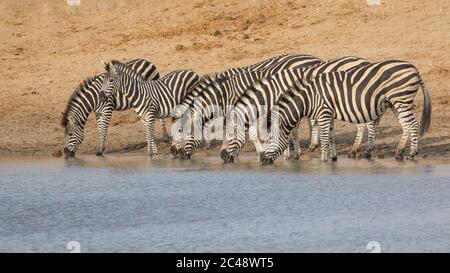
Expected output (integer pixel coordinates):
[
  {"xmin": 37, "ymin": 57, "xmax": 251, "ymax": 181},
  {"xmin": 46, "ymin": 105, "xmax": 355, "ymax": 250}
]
[{"xmin": 0, "ymin": 0, "xmax": 449, "ymax": 158}]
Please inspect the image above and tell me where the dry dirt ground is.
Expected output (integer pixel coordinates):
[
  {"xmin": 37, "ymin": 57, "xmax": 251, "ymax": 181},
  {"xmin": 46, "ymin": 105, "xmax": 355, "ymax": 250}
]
[{"xmin": 0, "ymin": 0, "xmax": 449, "ymax": 159}]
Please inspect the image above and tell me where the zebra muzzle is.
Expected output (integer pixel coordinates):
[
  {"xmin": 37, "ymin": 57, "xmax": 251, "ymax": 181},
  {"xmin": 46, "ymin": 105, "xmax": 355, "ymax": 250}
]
[{"xmin": 64, "ymin": 147, "xmax": 75, "ymax": 158}]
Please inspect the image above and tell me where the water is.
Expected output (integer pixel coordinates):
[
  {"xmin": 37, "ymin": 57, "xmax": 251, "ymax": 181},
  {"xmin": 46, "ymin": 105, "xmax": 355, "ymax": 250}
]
[{"xmin": 1, "ymin": 154, "xmax": 450, "ymax": 253}]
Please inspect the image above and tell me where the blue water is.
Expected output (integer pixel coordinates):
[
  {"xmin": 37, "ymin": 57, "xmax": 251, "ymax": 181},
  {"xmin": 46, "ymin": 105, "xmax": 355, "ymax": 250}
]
[{"xmin": 1, "ymin": 155, "xmax": 450, "ymax": 252}]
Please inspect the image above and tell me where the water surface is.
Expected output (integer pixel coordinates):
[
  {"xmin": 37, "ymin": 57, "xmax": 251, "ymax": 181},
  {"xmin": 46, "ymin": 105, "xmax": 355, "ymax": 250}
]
[{"xmin": 1, "ymin": 154, "xmax": 450, "ymax": 252}]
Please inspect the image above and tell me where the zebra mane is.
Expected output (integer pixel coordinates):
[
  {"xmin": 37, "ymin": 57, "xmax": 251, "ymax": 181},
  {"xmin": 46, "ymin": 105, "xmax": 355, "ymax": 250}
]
[
  {"xmin": 199, "ymin": 72, "xmax": 226, "ymax": 85},
  {"xmin": 186, "ymin": 72, "xmax": 224, "ymax": 95},
  {"xmin": 61, "ymin": 76, "xmax": 98, "ymax": 127},
  {"xmin": 109, "ymin": 60, "xmax": 146, "ymax": 82}
]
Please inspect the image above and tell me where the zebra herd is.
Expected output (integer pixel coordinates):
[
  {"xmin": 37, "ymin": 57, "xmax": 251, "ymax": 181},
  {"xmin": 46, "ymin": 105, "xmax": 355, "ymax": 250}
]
[{"xmin": 62, "ymin": 53, "xmax": 431, "ymax": 165}]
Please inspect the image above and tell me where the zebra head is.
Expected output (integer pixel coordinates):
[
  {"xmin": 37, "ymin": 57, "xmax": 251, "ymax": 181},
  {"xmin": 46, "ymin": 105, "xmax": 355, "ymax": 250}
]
[
  {"xmin": 99, "ymin": 60, "xmax": 123, "ymax": 102},
  {"xmin": 62, "ymin": 114, "xmax": 84, "ymax": 158},
  {"xmin": 260, "ymin": 122, "xmax": 291, "ymax": 165}
]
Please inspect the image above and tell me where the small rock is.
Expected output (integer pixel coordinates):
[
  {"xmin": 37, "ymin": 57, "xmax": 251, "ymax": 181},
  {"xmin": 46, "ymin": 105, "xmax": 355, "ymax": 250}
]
[
  {"xmin": 175, "ymin": 44, "xmax": 185, "ymax": 51},
  {"xmin": 213, "ymin": 30, "xmax": 222, "ymax": 36},
  {"xmin": 52, "ymin": 150, "xmax": 62, "ymax": 157},
  {"xmin": 243, "ymin": 34, "xmax": 249, "ymax": 39}
]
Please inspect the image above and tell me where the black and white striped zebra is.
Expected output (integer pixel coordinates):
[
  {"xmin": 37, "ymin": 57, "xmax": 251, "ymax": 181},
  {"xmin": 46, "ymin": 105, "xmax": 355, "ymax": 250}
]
[
  {"xmin": 260, "ymin": 60, "xmax": 431, "ymax": 164},
  {"xmin": 62, "ymin": 59, "xmax": 168, "ymax": 158},
  {"xmin": 221, "ymin": 56, "xmax": 371, "ymax": 163},
  {"xmin": 169, "ymin": 54, "xmax": 302, "ymax": 155},
  {"xmin": 100, "ymin": 60, "xmax": 200, "ymax": 156},
  {"xmin": 175, "ymin": 54, "xmax": 322, "ymax": 159}
]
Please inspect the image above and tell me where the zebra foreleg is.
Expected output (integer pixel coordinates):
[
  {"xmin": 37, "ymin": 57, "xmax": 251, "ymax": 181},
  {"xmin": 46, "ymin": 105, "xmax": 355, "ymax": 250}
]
[
  {"xmin": 95, "ymin": 111, "xmax": 112, "ymax": 156},
  {"xmin": 142, "ymin": 113, "xmax": 158, "ymax": 156},
  {"xmin": 348, "ymin": 123, "xmax": 365, "ymax": 159},
  {"xmin": 203, "ymin": 120, "xmax": 213, "ymax": 149},
  {"xmin": 329, "ymin": 121, "xmax": 337, "ymax": 162},
  {"xmin": 318, "ymin": 114, "xmax": 333, "ymax": 162},
  {"xmin": 362, "ymin": 119, "xmax": 379, "ymax": 159},
  {"xmin": 249, "ymin": 123, "xmax": 263, "ymax": 161},
  {"xmin": 283, "ymin": 123, "xmax": 301, "ymax": 160},
  {"xmin": 309, "ymin": 119, "xmax": 320, "ymax": 151}
]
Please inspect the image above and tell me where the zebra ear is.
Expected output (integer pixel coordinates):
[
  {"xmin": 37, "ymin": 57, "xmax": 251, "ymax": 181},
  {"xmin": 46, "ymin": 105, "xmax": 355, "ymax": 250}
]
[
  {"xmin": 102, "ymin": 60, "xmax": 112, "ymax": 72},
  {"xmin": 108, "ymin": 61, "xmax": 117, "ymax": 75}
]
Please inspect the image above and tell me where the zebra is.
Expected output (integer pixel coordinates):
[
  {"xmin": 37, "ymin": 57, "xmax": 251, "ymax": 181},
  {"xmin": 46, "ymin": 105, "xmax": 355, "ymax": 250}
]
[
  {"xmin": 221, "ymin": 56, "xmax": 372, "ymax": 163},
  {"xmin": 170, "ymin": 53, "xmax": 320, "ymax": 155},
  {"xmin": 260, "ymin": 60, "xmax": 432, "ymax": 164},
  {"xmin": 174, "ymin": 54, "xmax": 322, "ymax": 159},
  {"xmin": 169, "ymin": 54, "xmax": 296, "ymax": 155},
  {"xmin": 62, "ymin": 59, "xmax": 170, "ymax": 158},
  {"xmin": 99, "ymin": 60, "xmax": 200, "ymax": 156}
]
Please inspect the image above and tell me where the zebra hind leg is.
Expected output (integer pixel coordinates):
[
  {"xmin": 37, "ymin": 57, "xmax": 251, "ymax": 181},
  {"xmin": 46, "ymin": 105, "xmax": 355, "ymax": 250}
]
[
  {"xmin": 406, "ymin": 114, "xmax": 419, "ymax": 160},
  {"xmin": 394, "ymin": 105, "xmax": 418, "ymax": 161},
  {"xmin": 142, "ymin": 115, "xmax": 158, "ymax": 156}
]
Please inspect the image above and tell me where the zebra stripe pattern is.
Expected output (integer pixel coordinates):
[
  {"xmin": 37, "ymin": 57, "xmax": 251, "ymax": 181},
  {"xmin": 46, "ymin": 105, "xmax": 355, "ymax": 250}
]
[
  {"xmin": 261, "ymin": 59, "xmax": 431, "ymax": 164},
  {"xmin": 170, "ymin": 54, "xmax": 308, "ymax": 155},
  {"xmin": 62, "ymin": 59, "xmax": 166, "ymax": 158},
  {"xmin": 177, "ymin": 54, "xmax": 322, "ymax": 159},
  {"xmin": 221, "ymin": 56, "xmax": 370, "ymax": 163},
  {"xmin": 100, "ymin": 60, "xmax": 199, "ymax": 156}
]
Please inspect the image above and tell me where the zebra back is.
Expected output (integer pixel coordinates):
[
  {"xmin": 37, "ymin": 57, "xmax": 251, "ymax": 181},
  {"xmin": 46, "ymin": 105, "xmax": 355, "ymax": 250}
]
[
  {"xmin": 234, "ymin": 56, "xmax": 368, "ymax": 120},
  {"xmin": 307, "ymin": 60, "xmax": 421, "ymax": 123}
]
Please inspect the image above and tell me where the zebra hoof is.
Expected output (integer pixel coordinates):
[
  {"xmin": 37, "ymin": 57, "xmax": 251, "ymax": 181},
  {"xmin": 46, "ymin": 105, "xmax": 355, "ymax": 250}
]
[
  {"xmin": 308, "ymin": 147, "xmax": 316, "ymax": 152},
  {"xmin": 221, "ymin": 149, "xmax": 234, "ymax": 163},
  {"xmin": 64, "ymin": 148, "xmax": 75, "ymax": 158},
  {"xmin": 179, "ymin": 148, "xmax": 191, "ymax": 160},
  {"xmin": 96, "ymin": 150, "xmax": 104, "ymax": 156},
  {"xmin": 395, "ymin": 154, "xmax": 404, "ymax": 161},
  {"xmin": 331, "ymin": 156, "xmax": 338, "ymax": 162},
  {"xmin": 293, "ymin": 154, "xmax": 300, "ymax": 160},
  {"xmin": 362, "ymin": 151, "xmax": 372, "ymax": 159},
  {"xmin": 260, "ymin": 154, "xmax": 274, "ymax": 165}
]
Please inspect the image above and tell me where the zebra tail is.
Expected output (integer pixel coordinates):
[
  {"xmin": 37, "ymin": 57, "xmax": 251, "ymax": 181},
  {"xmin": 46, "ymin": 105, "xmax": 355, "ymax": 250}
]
[{"xmin": 419, "ymin": 76, "xmax": 432, "ymax": 137}]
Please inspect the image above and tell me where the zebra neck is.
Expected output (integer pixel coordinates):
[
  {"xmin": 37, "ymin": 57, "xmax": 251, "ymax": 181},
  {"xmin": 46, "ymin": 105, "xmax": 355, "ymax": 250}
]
[
  {"xmin": 66, "ymin": 107, "xmax": 89, "ymax": 129},
  {"xmin": 66, "ymin": 89, "xmax": 99, "ymax": 127}
]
